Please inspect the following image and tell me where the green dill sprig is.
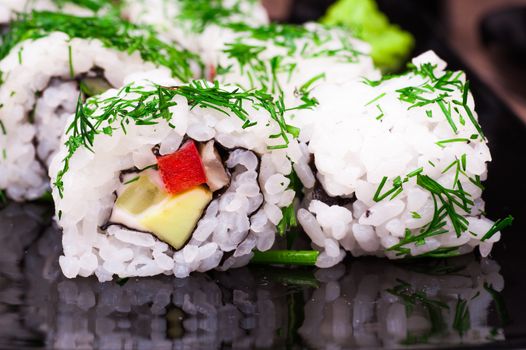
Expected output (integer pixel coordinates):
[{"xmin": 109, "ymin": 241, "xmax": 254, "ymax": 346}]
[
  {"xmin": 373, "ymin": 167, "xmax": 423, "ymax": 202},
  {"xmin": 376, "ymin": 167, "xmax": 477, "ymax": 257},
  {"xmin": 54, "ymin": 81, "xmax": 302, "ymax": 197},
  {"xmin": 250, "ymin": 250, "xmax": 319, "ymax": 266},
  {"xmin": 411, "ymin": 246, "xmax": 460, "ymax": 258},
  {"xmin": 366, "ymin": 61, "xmax": 484, "ymax": 138},
  {"xmin": 229, "ymin": 23, "xmax": 365, "ymax": 62},
  {"xmin": 277, "ymin": 169, "xmax": 303, "ymax": 236},
  {"xmin": 0, "ymin": 11, "xmax": 201, "ymax": 82},
  {"xmin": 220, "ymin": 22, "xmax": 365, "ymax": 96},
  {"xmin": 400, "ymin": 62, "xmax": 484, "ymax": 138},
  {"xmin": 52, "ymin": 0, "xmax": 118, "ymax": 12},
  {"xmin": 176, "ymin": 0, "xmax": 245, "ymax": 33},
  {"xmin": 481, "ymin": 215, "xmax": 513, "ymax": 241},
  {"xmin": 385, "ymin": 174, "xmax": 473, "ymax": 257}
]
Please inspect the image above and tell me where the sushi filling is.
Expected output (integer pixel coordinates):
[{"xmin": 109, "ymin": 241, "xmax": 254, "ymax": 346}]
[{"xmin": 109, "ymin": 140, "xmax": 230, "ymax": 250}]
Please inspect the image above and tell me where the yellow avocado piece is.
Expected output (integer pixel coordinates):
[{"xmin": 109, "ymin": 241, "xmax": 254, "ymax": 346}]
[
  {"xmin": 140, "ymin": 186, "xmax": 212, "ymax": 250},
  {"xmin": 116, "ymin": 175, "xmax": 167, "ymax": 215}
]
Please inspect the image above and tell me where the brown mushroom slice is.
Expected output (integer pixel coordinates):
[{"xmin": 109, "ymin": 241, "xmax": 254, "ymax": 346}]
[{"xmin": 199, "ymin": 141, "xmax": 230, "ymax": 192}]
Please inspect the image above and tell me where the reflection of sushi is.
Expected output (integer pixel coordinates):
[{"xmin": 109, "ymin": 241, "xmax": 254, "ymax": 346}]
[
  {"xmin": 0, "ymin": 202, "xmax": 49, "ymax": 281},
  {"xmin": 49, "ymin": 73, "xmax": 317, "ymax": 280},
  {"xmin": 0, "ymin": 203, "xmax": 50, "ymax": 344},
  {"xmin": 299, "ymin": 257, "xmax": 506, "ymax": 349},
  {"xmin": 10, "ymin": 217, "xmax": 507, "ymax": 350},
  {"xmin": 20, "ymin": 222, "xmax": 293, "ymax": 350},
  {"xmin": 0, "ymin": 11, "xmax": 200, "ymax": 201}
]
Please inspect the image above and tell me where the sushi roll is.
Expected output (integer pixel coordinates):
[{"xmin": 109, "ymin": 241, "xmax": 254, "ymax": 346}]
[
  {"xmin": 0, "ymin": 0, "xmax": 115, "ymax": 25},
  {"xmin": 211, "ymin": 22, "xmax": 380, "ymax": 97},
  {"xmin": 295, "ymin": 51, "xmax": 512, "ymax": 262},
  {"xmin": 49, "ymin": 73, "xmax": 315, "ymax": 280},
  {"xmin": 121, "ymin": 0, "xmax": 269, "ymax": 53},
  {"xmin": 0, "ymin": 11, "xmax": 201, "ymax": 201},
  {"xmin": 122, "ymin": 0, "xmax": 379, "ymax": 98}
]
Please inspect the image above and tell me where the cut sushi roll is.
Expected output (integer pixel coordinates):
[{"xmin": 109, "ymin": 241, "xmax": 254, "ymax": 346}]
[
  {"xmin": 0, "ymin": 0, "xmax": 116, "ymax": 24},
  {"xmin": 121, "ymin": 0, "xmax": 269, "ymax": 53},
  {"xmin": 297, "ymin": 51, "xmax": 512, "ymax": 262},
  {"xmin": 49, "ymin": 73, "xmax": 315, "ymax": 280},
  {"xmin": 211, "ymin": 22, "xmax": 379, "ymax": 95},
  {"xmin": 0, "ymin": 11, "xmax": 201, "ymax": 201},
  {"xmin": 122, "ymin": 0, "xmax": 379, "ymax": 99}
]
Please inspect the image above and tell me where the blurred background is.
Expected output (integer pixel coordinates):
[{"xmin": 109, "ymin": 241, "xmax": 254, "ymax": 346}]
[{"xmin": 263, "ymin": 0, "xmax": 526, "ymax": 124}]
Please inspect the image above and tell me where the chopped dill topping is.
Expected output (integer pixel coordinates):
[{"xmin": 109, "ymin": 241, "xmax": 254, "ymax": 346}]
[
  {"xmin": 0, "ymin": 11, "xmax": 201, "ymax": 82},
  {"xmin": 373, "ymin": 167, "xmax": 423, "ymax": 202},
  {"xmin": 365, "ymin": 92, "xmax": 386, "ymax": 106},
  {"xmin": 366, "ymin": 61, "xmax": 484, "ymax": 139},
  {"xmin": 68, "ymin": 45, "xmax": 75, "ymax": 79},
  {"xmin": 277, "ymin": 204, "xmax": 297, "ymax": 236},
  {"xmin": 53, "ymin": 0, "xmax": 117, "ymax": 12},
  {"xmin": 387, "ymin": 174, "xmax": 473, "ymax": 256},
  {"xmin": 176, "ymin": 0, "xmax": 249, "ymax": 33},
  {"xmin": 481, "ymin": 215, "xmax": 513, "ymax": 242},
  {"xmin": 435, "ymin": 138, "xmax": 470, "ymax": 148},
  {"xmin": 219, "ymin": 22, "xmax": 365, "ymax": 96},
  {"xmin": 17, "ymin": 48, "xmax": 23, "ymax": 64},
  {"xmin": 411, "ymin": 211, "xmax": 421, "ymax": 219},
  {"xmin": 415, "ymin": 246, "xmax": 460, "ymax": 258},
  {"xmin": 375, "ymin": 104, "xmax": 384, "ymax": 120},
  {"xmin": 277, "ymin": 169, "xmax": 302, "ymax": 236},
  {"xmin": 403, "ymin": 62, "xmax": 483, "ymax": 138},
  {"xmin": 54, "ymin": 81, "xmax": 303, "ymax": 196}
]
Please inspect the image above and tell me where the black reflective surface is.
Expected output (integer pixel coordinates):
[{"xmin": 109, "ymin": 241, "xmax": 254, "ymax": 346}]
[
  {"xmin": 1, "ymin": 1, "xmax": 526, "ymax": 349},
  {"xmin": 0, "ymin": 202, "xmax": 517, "ymax": 349}
]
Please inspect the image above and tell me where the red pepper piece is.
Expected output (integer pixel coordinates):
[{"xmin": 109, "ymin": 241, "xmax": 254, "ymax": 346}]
[
  {"xmin": 209, "ymin": 64, "xmax": 217, "ymax": 81},
  {"xmin": 157, "ymin": 141, "xmax": 207, "ymax": 195}
]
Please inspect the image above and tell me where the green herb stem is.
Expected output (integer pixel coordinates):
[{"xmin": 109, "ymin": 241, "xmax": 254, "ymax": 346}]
[{"xmin": 250, "ymin": 250, "xmax": 319, "ymax": 266}]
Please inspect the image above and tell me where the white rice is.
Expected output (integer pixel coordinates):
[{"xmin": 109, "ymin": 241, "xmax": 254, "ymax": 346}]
[
  {"xmin": 0, "ymin": 33, "xmax": 175, "ymax": 201},
  {"xmin": 296, "ymin": 51, "xmax": 502, "ymax": 262},
  {"xmin": 0, "ymin": 0, "xmax": 109, "ymax": 23},
  {"xmin": 122, "ymin": 0, "xmax": 269, "ymax": 53},
  {"xmin": 210, "ymin": 22, "xmax": 380, "ymax": 97}
]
